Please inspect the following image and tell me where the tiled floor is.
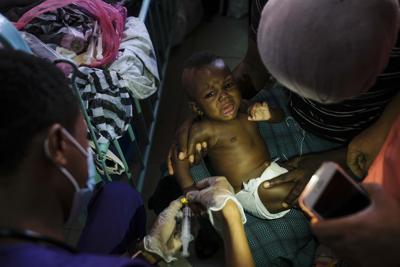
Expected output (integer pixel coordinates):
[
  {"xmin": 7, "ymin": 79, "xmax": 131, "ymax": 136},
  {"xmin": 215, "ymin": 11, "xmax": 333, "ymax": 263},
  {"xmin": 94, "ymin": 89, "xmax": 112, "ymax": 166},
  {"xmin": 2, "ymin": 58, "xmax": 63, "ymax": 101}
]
[{"xmin": 142, "ymin": 15, "xmax": 248, "ymax": 266}]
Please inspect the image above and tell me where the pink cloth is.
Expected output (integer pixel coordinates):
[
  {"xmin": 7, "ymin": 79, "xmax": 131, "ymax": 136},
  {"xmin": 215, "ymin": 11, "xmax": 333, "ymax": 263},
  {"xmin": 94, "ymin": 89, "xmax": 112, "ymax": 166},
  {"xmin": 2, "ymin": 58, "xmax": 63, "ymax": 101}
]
[
  {"xmin": 15, "ymin": 0, "xmax": 125, "ymax": 68},
  {"xmin": 363, "ymin": 115, "xmax": 400, "ymax": 202}
]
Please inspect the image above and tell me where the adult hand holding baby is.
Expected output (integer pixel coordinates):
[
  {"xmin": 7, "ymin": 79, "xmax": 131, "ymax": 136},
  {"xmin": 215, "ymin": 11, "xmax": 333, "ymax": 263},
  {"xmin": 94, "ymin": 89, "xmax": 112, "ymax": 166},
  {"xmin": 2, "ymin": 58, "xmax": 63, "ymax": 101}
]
[
  {"xmin": 264, "ymin": 148, "xmax": 348, "ymax": 208},
  {"xmin": 167, "ymin": 116, "xmax": 208, "ymax": 175},
  {"xmin": 263, "ymin": 155, "xmax": 319, "ymax": 208},
  {"xmin": 167, "ymin": 101, "xmax": 284, "ymax": 175}
]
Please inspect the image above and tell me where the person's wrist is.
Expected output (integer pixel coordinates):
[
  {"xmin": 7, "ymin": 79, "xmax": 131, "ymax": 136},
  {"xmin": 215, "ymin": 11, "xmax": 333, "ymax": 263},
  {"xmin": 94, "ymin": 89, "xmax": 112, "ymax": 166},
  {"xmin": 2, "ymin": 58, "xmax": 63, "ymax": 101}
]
[
  {"xmin": 183, "ymin": 182, "xmax": 197, "ymax": 194},
  {"xmin": 135, "ymin": 240, "xmax": 161, "ymax": 265},
  {"xmin": 220, "ymin": 199, "xmax": 242, "ymax": 221}
]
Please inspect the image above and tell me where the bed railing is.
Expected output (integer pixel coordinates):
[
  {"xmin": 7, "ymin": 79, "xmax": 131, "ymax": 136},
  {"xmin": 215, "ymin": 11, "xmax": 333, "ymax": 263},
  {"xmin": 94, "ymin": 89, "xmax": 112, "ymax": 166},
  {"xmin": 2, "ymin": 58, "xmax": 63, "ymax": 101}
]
[
  {"xmin": 126, "ymin": 0, "xmax": 176, "ymax": 192},
  {"xmin": 0, "ymin": 0, "xmax": 176, "ymax": 193}
]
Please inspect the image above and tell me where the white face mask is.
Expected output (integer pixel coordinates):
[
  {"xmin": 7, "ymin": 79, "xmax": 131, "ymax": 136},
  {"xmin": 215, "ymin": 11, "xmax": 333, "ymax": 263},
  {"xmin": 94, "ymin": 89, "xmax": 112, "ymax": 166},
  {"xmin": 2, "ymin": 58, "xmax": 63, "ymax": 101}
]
[{"xmin": 44, "ymin": 128, "xmax": 97, "ymax": 224}]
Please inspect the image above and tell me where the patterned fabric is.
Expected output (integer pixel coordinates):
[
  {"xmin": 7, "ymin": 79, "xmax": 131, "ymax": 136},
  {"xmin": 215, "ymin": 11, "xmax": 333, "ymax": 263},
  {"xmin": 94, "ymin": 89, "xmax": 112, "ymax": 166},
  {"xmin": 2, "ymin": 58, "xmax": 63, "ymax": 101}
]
[
  {"xmin": 23, "ymin": 5, "xmax": 95, "ymax": 54},
  {"xmin": 109, "ymin": 16, "xmax": 159, "ymax": 100},
  {"xmin": 253, "ymin": 86, "xmax": 341, "ymax": 160},
  {"xmin": 245, "ymin": 209, "xmax": 316, "ymax": 267},
  {"xmin": 20, "ymin": 5, "xmax": 159, "ymax": 144},
  {"xmin": 190, "ymin": 84, "xmax": 341, "ymax": 267},
  {"xmin": 75, "ymin": 67, "xmax": 133, "ymax": 144},
  {"xmin": 74, "ymin": 16, "xmax": 158, "ymax": 144},
  {"xmin": 288, "ymin": 82, "xmax": 399, "ymax": 144}
]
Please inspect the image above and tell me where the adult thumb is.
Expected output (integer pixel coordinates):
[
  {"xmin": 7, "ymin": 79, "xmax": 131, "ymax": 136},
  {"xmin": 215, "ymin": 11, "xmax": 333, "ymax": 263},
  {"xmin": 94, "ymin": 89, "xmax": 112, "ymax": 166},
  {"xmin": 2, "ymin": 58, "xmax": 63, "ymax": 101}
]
[{"xmin": 186, "ymin": 190, "xmax": 201, "ymax": 203}]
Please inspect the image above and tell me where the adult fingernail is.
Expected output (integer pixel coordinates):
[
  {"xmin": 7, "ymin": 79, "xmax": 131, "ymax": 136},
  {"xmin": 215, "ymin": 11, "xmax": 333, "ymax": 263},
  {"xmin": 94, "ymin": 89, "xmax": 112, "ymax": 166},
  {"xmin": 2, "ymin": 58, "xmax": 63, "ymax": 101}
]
[
  {"xmin": 186, "ymin": 193, "xmax": 193, "ymax": 201},
  {"xmin": 263, "ymin": 182, "xmax": 270, "ymax": 188},
  {"xmin": 179, "ymin": 152, "xmax": 185, "ymax": 160}
]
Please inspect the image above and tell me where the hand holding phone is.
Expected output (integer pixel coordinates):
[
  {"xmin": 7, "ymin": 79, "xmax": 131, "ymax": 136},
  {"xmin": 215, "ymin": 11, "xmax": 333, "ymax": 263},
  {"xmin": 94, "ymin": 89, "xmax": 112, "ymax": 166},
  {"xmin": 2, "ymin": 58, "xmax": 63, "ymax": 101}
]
[{"xmin": 299, "ymin": 162, "xmax": 370, "ymax": 221}]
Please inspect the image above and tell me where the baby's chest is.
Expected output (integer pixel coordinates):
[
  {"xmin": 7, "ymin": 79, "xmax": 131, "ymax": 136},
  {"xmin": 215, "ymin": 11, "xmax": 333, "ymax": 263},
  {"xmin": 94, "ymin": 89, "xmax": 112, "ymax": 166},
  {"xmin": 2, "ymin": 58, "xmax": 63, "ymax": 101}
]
[{"xmin": 216, "ymin": 123, "xmax": 260, "ymax": 147}]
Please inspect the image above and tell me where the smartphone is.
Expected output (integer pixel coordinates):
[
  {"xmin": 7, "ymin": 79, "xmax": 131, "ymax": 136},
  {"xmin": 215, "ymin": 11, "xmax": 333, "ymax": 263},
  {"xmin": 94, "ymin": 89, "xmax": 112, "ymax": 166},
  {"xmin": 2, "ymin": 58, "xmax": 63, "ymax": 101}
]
[{"xmin": 299, "ymin": 161, "xmax": 371, "ymax": 221}]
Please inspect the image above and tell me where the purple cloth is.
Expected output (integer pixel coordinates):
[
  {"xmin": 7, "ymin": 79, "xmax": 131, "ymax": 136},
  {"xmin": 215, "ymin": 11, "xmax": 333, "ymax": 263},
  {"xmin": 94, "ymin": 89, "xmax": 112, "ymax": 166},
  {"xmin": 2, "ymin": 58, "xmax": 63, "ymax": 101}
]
[
  {"xmin": 78, "ymin": 182, "xmax": 146, "ymax": 254},
  {"xmin": 0, "ymin": 243, "xmax": 150, "ymax": 267},
  {"xmin": 0, "ymin": 182, "xmax": 150, "ymax": 266}
]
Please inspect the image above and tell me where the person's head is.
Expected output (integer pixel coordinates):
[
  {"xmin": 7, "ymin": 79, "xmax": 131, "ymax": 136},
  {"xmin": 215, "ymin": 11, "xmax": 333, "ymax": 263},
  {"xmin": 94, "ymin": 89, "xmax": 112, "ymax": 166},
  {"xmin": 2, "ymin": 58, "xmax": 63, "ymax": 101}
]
[
  {"xmin": 0, "ymin": 49, "xmax": 87, "ymax": 220},
  {"xmin": 181, "ymin": 51, "xmax": 241, "ymax": 121},
  {"xmin": 257, "ymin": 0, "xmax": 400, "ymax": 103}
]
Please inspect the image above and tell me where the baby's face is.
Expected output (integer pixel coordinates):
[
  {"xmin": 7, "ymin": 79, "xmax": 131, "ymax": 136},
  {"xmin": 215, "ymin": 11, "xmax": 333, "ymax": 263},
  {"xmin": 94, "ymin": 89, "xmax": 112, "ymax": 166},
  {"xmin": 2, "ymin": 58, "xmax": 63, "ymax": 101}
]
[{"xmin": 188, "ymin": 60, "xmax": 241, "ymax": 121}]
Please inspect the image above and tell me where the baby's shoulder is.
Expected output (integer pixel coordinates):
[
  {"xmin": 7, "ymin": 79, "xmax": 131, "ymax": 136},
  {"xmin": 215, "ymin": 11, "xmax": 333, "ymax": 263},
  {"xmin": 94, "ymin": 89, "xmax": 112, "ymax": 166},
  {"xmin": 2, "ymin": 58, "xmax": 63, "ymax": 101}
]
[
  {"xmin": 192, "ymin": 119, "xmax": 214, "ymax": 131},
  {"xmin": 190, "ymin": 119, "xmax": 219, "ymax": 139}
]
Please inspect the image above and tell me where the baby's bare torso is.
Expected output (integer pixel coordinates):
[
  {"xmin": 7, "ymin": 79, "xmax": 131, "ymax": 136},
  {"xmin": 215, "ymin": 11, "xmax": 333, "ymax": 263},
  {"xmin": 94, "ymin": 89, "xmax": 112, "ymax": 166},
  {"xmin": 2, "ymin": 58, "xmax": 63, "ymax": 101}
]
[{"xmin": 203, "ymin": 113, "xmax": 270, "ymax": 192}]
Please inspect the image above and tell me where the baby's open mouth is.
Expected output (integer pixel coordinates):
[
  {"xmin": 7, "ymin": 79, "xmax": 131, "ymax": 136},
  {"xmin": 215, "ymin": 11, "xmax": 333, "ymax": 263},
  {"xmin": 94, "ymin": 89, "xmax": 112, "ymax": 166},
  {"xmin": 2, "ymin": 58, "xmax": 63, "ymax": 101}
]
[{"xmin": 222, "ymin": 102, "xmax": 235, "ymax": 116}]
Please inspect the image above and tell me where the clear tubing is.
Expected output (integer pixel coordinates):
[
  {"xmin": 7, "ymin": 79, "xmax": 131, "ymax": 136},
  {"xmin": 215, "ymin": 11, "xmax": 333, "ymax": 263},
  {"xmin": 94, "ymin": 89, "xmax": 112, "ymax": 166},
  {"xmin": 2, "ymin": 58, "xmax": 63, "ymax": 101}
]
[{"xmin": 181, "ymin": 205, "xmax": 191, "ymax": 257}]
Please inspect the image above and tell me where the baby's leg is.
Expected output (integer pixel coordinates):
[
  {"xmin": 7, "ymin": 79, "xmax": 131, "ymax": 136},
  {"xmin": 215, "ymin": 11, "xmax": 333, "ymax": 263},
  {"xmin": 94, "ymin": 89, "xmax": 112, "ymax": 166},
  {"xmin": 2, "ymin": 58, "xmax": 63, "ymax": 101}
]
[{"xmin": 257, "ymin": 181, "xmax": 295, "ymax": 214}]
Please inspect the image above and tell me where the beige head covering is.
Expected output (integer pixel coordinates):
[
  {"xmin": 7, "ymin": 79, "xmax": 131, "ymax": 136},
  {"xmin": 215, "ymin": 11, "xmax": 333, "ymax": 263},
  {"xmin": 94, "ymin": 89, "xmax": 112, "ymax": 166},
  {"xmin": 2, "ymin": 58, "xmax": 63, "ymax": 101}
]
[{"xmin": 257, "ymin": 0, "xmax": 400, "ymax": 103}]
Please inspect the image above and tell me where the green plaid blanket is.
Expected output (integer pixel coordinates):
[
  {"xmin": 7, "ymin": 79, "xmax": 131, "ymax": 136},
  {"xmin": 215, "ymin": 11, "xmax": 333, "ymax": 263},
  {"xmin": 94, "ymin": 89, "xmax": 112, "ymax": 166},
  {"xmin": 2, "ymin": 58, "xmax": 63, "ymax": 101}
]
[{"xmin": 190, "ymin": 84, "xmax": 342, "ymax": 267}]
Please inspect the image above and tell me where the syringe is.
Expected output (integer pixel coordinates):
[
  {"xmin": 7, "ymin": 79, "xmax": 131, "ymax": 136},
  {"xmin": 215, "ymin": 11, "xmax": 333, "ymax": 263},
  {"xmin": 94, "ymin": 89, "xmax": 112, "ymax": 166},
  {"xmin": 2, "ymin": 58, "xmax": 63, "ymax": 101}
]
[{"xmin": 180, "ymin": 197, "xmax": 191, "ymax": 257}]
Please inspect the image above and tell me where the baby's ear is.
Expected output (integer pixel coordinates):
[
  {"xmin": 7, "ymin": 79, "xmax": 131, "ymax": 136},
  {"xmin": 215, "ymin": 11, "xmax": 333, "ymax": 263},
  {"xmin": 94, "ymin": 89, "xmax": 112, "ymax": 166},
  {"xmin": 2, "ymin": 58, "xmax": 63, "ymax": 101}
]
[{"xmin": 189, "ymin": 101, "xmax": 203, "ymax": 116}]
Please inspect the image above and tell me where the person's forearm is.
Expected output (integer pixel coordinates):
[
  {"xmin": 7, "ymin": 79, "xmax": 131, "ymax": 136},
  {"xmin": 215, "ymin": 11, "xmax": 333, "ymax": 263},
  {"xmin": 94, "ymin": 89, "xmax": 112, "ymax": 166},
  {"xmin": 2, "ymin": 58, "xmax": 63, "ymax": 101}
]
[
  {"xmin": 220, "ymin": 200, "xmax": 255, "ymax": 267},
  {"xmin": 318, "ymin": 147, "xmax": 355, "ymax": 173},
  {"xmin": 130, "ymin": 240, "xmax": 160, "ymax": 265},
  {"xmin": 245, "ymin": 37, "xmax": 271, "ymax": 90},
  {"xmin": 321, "ymin": 147, "xmax": 347, "ymax": 165}
]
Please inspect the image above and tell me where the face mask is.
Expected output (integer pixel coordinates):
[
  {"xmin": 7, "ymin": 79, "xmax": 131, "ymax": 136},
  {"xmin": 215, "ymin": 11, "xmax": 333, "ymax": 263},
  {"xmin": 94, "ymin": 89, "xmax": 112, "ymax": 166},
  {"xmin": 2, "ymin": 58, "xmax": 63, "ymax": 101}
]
[{"xmin": 44, "ymin": 128, "xmax": 97, "ymax": 225}]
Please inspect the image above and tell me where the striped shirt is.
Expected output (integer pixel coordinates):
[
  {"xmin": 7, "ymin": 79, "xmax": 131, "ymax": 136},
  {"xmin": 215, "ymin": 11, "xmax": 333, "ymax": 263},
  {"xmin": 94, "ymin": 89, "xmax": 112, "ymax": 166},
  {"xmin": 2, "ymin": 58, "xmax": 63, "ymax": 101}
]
[{"xmin": 251, "ymin": 0, "xmax": 400, "ymax": 144}]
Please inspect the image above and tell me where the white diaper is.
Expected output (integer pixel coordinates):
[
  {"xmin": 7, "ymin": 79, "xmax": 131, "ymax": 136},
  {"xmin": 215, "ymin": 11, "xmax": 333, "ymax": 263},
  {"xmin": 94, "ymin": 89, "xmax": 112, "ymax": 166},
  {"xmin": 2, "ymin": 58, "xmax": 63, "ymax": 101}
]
[{"xmin": 235, "ymin": 162, "xmax": 290, "ymax": 220}]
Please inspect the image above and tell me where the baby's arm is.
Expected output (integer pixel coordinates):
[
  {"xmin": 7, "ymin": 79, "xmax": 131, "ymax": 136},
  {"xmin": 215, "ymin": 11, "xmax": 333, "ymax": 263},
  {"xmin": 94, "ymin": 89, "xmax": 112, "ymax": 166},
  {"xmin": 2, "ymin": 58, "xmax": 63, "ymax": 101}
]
[
  {"xmin": 247, "ymin": 102, "xmax": 284, "ymax": 122},
  {"xmin": 175, "ymin": 121, "xmax": 217, "ymax": 193},
  {"xmin": 185, "ymin": 121, "xmax": 218, "ymax": 164},
  {"xmin": 173, "ymin": 155, "xmax": 195, "ymax": 193}
]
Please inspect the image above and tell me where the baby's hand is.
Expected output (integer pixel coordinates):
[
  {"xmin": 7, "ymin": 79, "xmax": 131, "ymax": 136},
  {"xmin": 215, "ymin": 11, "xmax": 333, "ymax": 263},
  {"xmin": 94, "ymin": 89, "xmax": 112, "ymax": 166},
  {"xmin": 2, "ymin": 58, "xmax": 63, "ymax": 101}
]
[{"xmin": 248, "ymin": 102, "xmax": 272, "ymax": 121}]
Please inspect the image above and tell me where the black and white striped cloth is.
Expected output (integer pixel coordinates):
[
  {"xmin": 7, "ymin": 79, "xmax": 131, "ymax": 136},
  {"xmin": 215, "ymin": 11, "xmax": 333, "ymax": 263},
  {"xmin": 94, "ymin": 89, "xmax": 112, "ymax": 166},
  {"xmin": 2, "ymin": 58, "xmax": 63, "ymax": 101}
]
[
  {"xmin": 76, "ymin": 67, "xmax": 133, "ymax": 144},
  {"xmin": 287, "ymin": 43, "xmax": 400, "ymax": 144},
  {"xmin": 75, "ymin": 16, "xmax": 158, "ymax": 144},
  {"xmin": 251, "ymin": 0, "xmax": 400, "ymax": 144},
  {"xmin": 23, "ymin": 5, "xmax": 95, "ymax": 54}
]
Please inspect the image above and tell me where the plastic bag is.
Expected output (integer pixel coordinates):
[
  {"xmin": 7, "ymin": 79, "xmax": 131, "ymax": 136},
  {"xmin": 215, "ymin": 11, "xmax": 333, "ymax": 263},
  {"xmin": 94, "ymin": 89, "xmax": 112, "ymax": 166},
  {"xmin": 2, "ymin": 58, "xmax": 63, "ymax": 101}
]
[
  {"xmin": 15, "ymin": 0, "xmax": 126, "ymax": 68},
  {"xmin": 20, "ymin": 31, "xmax": 73, "ymax": 75}
]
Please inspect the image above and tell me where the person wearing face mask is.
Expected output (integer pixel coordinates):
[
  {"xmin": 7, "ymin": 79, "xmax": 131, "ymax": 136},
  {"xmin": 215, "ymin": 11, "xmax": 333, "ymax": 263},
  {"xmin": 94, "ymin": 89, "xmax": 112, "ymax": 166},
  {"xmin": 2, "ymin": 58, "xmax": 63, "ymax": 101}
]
[
  {"xmin": 0, "ymin": 49, "xmax": 259, "ymax": 267},
  {"xmin": 0, "ymin": 49, "xmax": 185, "ymax": 266}
]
